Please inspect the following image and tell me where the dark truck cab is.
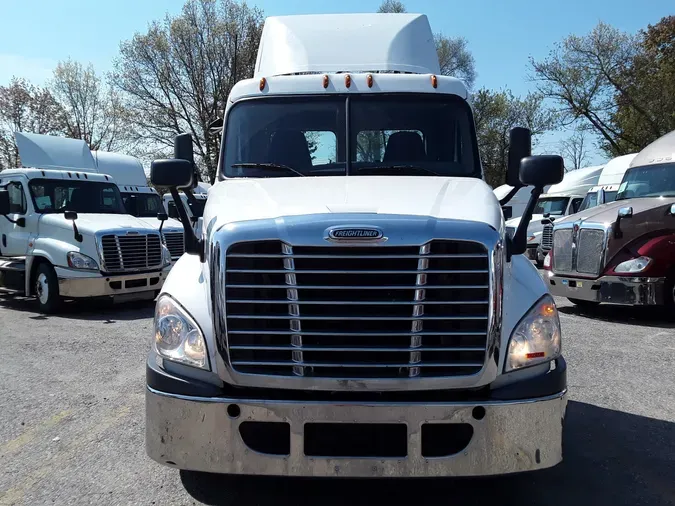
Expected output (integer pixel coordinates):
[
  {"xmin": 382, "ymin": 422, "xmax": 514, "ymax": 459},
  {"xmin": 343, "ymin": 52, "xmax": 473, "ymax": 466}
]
[{"xmin": 545, "ymin": 130, "xmax": 675, "ymax": 307}]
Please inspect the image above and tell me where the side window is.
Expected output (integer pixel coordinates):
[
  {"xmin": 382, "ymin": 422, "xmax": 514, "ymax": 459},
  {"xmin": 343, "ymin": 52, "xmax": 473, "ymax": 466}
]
[
  {"xmin": 7, "ymin": 182, "xmax": 27, "ymax": 214},
  {"xmin": 303, "ymin": 131, "xmax": 337, "ymax": 166},
  {"xmin": 570, "ymin": 198, "xmax": 583, "ymax": 214}
]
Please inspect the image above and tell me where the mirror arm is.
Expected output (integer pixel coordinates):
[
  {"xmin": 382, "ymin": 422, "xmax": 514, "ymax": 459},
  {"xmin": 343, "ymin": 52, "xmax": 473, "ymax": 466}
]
[
  {"xmin": 72, "ymin": 222, "xmax": 83, "ymax": 243},
  {"xmin": 169, "ymin": 187, "xmax": 204, "ymax": 262},
  {"xmin": 508, "ymin": 186, "xmax": 544, "ymax": 260},
  {"xmin": 614, "ymin": 216, "xmax": 623, "ymax": 239},
  {"xmin": 1, "ymin": 215, "xmax": 25, "ymax": 227}
]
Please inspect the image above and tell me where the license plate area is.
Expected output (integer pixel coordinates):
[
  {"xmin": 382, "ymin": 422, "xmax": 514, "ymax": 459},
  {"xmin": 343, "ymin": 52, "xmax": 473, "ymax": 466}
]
[{"xmin": 304, "ymin": 423, "xmax": 407, "ymax": 457}]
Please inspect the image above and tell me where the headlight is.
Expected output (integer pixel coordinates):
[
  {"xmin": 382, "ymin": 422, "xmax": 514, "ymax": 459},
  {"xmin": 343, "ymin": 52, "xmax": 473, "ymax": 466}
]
[
  {"xmin": 614, "ymin": 256, "xmax": 651, "ymax": 273},
  {"xmin": 505, "ymin": 294, "xmax": 561, "ymax": 372},
  {"xmin": 67, "ymin": 251, "xmax": 99, "ymax": 271},
  {"xmin": 154, "ymin": 295, "xmax": 209, "ymax": 369},
  {"xmin": 162, "ymin": 244, "xmax": 172, "ymax": 265}
]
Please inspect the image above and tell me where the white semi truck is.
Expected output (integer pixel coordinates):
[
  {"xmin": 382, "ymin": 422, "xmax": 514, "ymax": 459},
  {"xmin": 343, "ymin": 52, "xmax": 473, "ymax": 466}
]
[
  {"xmin": 144, "ymin": 13, "xmax": 567, "ymax": 478},
  {"xmin": 13, "ymin": 132, "xmax": 187, "ymax": 262},
  {"xmin": 0, "ymin": 164, "xmax": 172, "ymax": 313}
]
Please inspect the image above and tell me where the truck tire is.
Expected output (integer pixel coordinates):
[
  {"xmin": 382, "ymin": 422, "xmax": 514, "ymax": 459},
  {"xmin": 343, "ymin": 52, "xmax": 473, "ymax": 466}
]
[
  {"xmin": 34, "ymin": 262, "xmax": 61, "ymax": 314},
  {"xmin": 568, "ymin": 298, "xmax": 599, "ymax": 310}
]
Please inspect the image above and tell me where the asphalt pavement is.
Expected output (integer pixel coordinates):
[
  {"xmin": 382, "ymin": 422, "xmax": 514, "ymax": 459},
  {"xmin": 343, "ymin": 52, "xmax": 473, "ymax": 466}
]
[{"xmin": 0, "ymin": 291, "xmax": 674, "ymax": 506}]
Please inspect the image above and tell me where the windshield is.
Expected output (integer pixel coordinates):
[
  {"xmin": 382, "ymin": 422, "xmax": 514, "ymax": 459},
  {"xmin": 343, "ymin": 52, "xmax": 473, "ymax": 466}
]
[
  {"xmin": 121, "ymin": 192, "xmax": 163, "ymax": 218},
  {"xmin": 533, "ymin": 196, "xmax": 569, "ymax": 215},
  {"xmin": 579, "ymin": 190, "xmax": 618, "ymax": 211},
  {"xmin": 616, "ymin": 163, "xmax": 675, "ymax": 200},
  {"xmin": 167, "ymin": 197, "xmax": 205, "ymax": 219},
  {"xmin": 28, "ymin": 179, "xmax": 125, "ymax": 214},
  {"xmin": 221, "ymin": 94, "xmax": 479, "ymax": 178}
]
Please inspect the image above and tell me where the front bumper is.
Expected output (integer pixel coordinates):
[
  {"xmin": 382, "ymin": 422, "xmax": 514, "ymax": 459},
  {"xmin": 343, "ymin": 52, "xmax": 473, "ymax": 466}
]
[
  {"xmin": 57, "ymin": 267, "xmax": 170, "ymax": 298},
  {"xmin": 547, "ymin": 273, "xmax": 665, "ymax": 305},
  {"xmin": 146, "ymin": 360, "xmax": 568, "ymax": 478}
]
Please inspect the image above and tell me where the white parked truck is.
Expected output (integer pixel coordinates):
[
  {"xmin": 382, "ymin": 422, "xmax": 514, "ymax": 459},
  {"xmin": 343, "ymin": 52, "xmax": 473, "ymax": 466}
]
[
  {"xmin": 0, "ymin": 165, "xmax": 172, "ymax": 312},
  {"xmin": 13, "ymin": 132, "xmax": 187, "ymax": 262},
  {"xmin": 144, "ymin": 13, "xmax": 568, "ymax": 478}
]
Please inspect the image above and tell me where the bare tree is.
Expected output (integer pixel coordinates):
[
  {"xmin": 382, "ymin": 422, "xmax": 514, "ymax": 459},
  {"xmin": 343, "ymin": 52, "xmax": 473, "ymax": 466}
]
[
  {"xmin": 50, "ymin": 59, "xmax": 129, "ymax": 151},
  {"xmin": 113, "ymin": 0, "xmax": 263, "ymax": 183},
  {"xmin": 377, "ymin": 0, "xmax": 406, "ymax": 13},
  {"xmin": 0, "ymin": 78, "xmax": 65, "ymax": 169},
  {"xmin": 560, "ymin": 129, "xmax": 591, "ymax": 171}
]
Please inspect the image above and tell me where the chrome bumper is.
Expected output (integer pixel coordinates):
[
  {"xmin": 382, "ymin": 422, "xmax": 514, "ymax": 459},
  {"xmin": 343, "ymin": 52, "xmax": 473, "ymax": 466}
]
[
  {"xmin": 547, "ymin": 273, "xmax": 665, "ymax": 305},
  {"xmin": 146, "ymin": 387, "xmax": 567, "ymax": 477},
  {"xmin": 57, "ymin": 269, "xmax": 168, "ymax": 298}
]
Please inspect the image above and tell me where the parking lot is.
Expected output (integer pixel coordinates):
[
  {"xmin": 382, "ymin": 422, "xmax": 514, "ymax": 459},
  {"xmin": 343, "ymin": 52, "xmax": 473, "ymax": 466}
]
[{"xmin": 1, "ymin": 290, "xmax": 674, "ymax": 506}]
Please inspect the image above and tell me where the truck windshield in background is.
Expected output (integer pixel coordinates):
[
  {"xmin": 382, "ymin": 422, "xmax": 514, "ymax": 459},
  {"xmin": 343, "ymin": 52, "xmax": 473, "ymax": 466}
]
[
  {"xmin": 28, "ymin": 179, "xmax": 125, "ymax": 214},
  {"xmin": 222, "ymin": 94, "xmax": 479, "ymax": 179},
  {"xmin": 579, "ymin": 190, "xmax": 618, "ymax": 211},
  {"xmin": 615, "ymin": 163, "xmax": 675, "ymax": 200},
  {"xmin": 533, "ymin": 196, "xmax": 569, "ymax": 215},
  {"xmin": 121, "ymin": 192, "xmax": 164, "ymax": 218}
]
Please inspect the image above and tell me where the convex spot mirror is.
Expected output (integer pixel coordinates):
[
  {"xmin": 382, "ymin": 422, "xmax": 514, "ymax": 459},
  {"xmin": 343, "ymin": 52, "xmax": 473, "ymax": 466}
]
[{"xmin": 519, "ymin": 155, "xmax": 564, "ymax": 188}]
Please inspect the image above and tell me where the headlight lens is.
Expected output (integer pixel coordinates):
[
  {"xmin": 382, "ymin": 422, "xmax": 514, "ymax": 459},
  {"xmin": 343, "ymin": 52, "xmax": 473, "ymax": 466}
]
[
  {"xmin": 161, "ymin": 244, "xmax": 172, "ymax": 265},
  {"xmin": 505, "ymin": 294, "xmax": 561, "ymax": 372},
  {"xmin": 67, "ymin": 251, "xmax": 99, "ymax": 271},
  {"xmin": 154, "ymin": 295, "xmax": 209, "ymax": 369},
  {"xmin": 614, "ymin": 256, "xmax": 651, "ymax": 273}
]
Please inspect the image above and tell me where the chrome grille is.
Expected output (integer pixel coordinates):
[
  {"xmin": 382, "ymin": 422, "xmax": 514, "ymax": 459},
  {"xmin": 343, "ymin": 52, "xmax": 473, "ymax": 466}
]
[
  {"xmin": 576, "ymin": 229, "xmax": 605, "ymax": 275},
  {"xmin": 552, "ymin": 229, "xmax": 573, "ymax": 272},
  {"xmin": 224, "ymin": 240, "xmax": 489, "ymax": 379},
  {"xmin": 163, "ymin": 232, "xmax": 185, "ymax": 259},
  {"xmin": 100, "ymin": 233, "xmax": 162, "ymax": 272},
  {"xmin": 541, "ymin": 223, "xmax": 553, "ymax": 251}
]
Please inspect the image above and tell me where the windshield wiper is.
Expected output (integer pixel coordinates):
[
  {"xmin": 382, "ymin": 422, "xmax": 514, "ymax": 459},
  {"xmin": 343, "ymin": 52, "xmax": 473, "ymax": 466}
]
[
  {"xmin": 231, "ymin": 162, "xmax": 305, "ymax": 177},
  {"xmin": 356, "ymin": 165, "xmax": 441, "ymax": 177}
]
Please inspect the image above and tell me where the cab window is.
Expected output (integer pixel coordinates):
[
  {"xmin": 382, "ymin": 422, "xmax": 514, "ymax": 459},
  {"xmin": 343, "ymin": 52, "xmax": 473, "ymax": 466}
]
[{"xmin": 7, "ymin": 182, "xmax": 27, "ymax": 214}]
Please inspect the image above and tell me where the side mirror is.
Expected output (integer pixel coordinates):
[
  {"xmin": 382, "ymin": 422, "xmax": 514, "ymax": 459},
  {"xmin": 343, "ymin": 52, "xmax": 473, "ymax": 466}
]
[
  {"xmin": 157, "ymin": 212, "xmax": 168, "ymax": 222},
  {"xmin": 506, "ymin": 127, "xmax": 532, "ymax": 187},
  {"xmin": 0, "ymin": 189, "xmax": 9, "ymax": 215},
  {"xmin": 150, "ymin": 159, "xmax": 194, "ymax": 189},
  {"xmin": 64, "ymin": 210, "xmax": 83, "ymax": 242},
  {"xmin": 519, "ymin": 155, "xmax": 564, "ymax": 188},
  {"xmin": 174, "ymin": 132, "xmax": 195, "ymax": 164},
  {"xmin": 597, "ymin": 188, "xmax": 606, "ymax": 205},
  {"xmin": 125, "ymin": 195, "xmax": 139, "ymax": 216},
  {"xmin": 618, "ymin": 207, "xmax": 633, "ymax": 218},
  {"xmin": 502, "ymin": 206, "xmax": 513, "ymax": 220}
]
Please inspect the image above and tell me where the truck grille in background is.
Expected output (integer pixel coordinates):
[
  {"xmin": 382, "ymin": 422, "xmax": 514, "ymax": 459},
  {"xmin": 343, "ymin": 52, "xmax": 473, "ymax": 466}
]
[
  {"xmin": 576, "ymin": 229, "xmax": 605, "ymax": 275},
  {"xmin": 100, "ymin": 233, "xmax": 162, "ymax": 272},
  {"xmin": 552, "ymin": 229, "xmax": 573, "ymax": 272},
  {"xmin": 163, "ymin": 232, "xmax": 185, "ymax": 259},
  {"xmin": 224, "ymin": 240, "xmax": 490, "ymax": 379},
  {"xmin": 541, "ymin": 223, "xmax": 553, "ymax": 251}
]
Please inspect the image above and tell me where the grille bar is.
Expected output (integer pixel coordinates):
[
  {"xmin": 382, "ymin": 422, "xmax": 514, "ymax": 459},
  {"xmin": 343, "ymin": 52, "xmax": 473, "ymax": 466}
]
[
  {"xmin": 163, "ymin": 232, "xmax": 185, "ymax": 259},
  {"xmin": 225, "ymin": 240, "xmax": 490, "ymax": 379},
  {"xmin": 230, "ymin": 345, "xmax": 486, "ymax": 352}
]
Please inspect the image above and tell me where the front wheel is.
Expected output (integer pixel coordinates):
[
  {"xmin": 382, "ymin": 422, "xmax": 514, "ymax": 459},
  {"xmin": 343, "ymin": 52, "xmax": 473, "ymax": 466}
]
[
  {"xmin": 34, "ymin": 262, "xmax": 61, "ymax": 314},
  {"xmin": 568, "ymin": 298, "xmax": 599, "ymax": 310}
]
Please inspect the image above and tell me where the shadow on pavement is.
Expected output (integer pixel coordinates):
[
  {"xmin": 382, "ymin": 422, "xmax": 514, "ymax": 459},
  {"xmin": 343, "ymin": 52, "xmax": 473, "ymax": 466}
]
[
  {"xmin": 558, "ymin": 303, "xmax": 675, "ymax": 329},
  {"xmin": 0, "ymin": 293, "xmax": 155, "ymax": 321},
  {"xmin": 179, "ymin": 400, "xmax": 675, "ymax": 506}
]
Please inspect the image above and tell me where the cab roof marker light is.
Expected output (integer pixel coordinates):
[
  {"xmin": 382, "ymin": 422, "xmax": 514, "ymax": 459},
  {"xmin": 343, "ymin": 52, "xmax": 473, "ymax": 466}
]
[
  {"xmin": 345, "ymin": 74, "xmax": 351, "ymax": 88},
  {"xmin": 367, "ymin": 74, "xmax": 373, "ymax": 88},
  {"xmin": 259, "ymin": 77, "xmax": 266, "ymax": 91},
  {"xmin": 431, "ymin": 74, "xmax": 438, "ymax": 88},
  {"xmin": 322, "ymin": 74, "xmax": 329, "ymax": 89}
]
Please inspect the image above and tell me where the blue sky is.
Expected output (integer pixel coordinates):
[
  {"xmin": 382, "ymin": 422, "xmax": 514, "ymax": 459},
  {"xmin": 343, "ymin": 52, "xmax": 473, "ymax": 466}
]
[{"xmin": 1, "ymin": 0, "xmax": 673, "ymax": 165}]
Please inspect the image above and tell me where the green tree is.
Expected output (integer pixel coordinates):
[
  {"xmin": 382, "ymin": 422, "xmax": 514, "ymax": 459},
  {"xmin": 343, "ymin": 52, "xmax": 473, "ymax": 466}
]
[
  {"xmin": 472, "ymin": 88, "xmax": 557, "ymax": 187},
  {"xmin": 113, "ymin": 0, "xmax": 263, "ymax": 183}
]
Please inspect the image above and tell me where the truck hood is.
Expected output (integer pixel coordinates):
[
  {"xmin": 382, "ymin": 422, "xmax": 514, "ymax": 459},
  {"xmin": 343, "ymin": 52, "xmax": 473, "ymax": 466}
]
[
  {"xmin": 39, "ymin": 213, "xmax": 162, "ymax": 235},
  {"xmin": 205, "ymin": 176, "xmax": 503, "ymax": 230},
  {"xmin": 132, "ymin": 217, "xmax": 184, "ymax": 231},
  {"xmin": 553, "ymin": 197, "xmax": 675, "ymax": 226}
]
